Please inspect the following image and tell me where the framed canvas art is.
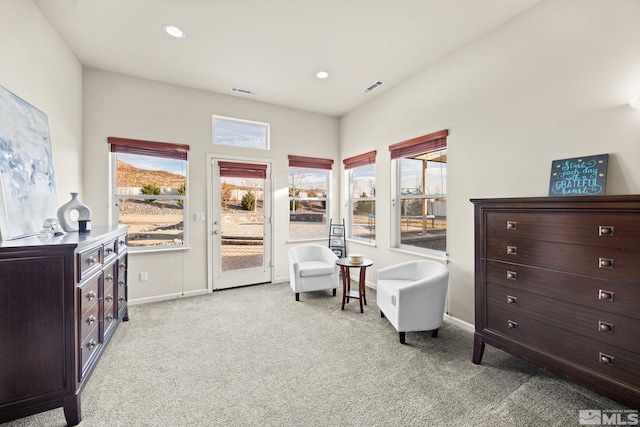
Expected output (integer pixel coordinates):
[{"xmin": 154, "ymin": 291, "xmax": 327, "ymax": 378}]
[{"xmin": 0, "ymin": 85, "xmax": 59, "ymax": 240}]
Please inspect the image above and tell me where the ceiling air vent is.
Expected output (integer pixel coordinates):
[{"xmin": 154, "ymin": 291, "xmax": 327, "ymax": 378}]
[
  {"xmin": 362, "ymin": 80, "xmax": 385, "ymax": 94},
  {"xmin": 231, "ymin": 87, "xmax": 257, "ymax": 96}
]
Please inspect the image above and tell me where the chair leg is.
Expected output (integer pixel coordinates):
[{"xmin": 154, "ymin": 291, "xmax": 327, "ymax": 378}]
[
  {"xmin": 432, "ymin": 328, "xmax": 439, "ymax": 338},
  {"xmin": 399, "ymin": 332, "xmax": 406, "ymax": 344},
  {"xmin": 380, "ymin": 311, "xmax": 385, "ymax": 318},
  {"xmin": 333, "ymin": 288, "xmax": 336, "ymax": 297},
  {"xmin": 295, "ymin": 292, "xmax": 300, "ymax": 302}
]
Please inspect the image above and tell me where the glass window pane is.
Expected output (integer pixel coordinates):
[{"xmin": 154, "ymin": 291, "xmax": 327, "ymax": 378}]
[
  {"xmin": 213, "ymin": 116, "xmax": 269, "ymax": 150},
  {"xmin": 349, "ymin": 164, "xmax": 376, "ymax": 241},
  {"xmin": 397, "ymin": 148, "xmax": 446, "ymax": 253},
  {"xmin": 289, "ymin": 167, "xmax": 328, "ymax": 239},
  {"xmin": 352, "ymin": 200, "xmax": 375, "ymax": 239},
  {"xmin": 118, "ymin": 197, "xmax": 184, "ymax": 247}
]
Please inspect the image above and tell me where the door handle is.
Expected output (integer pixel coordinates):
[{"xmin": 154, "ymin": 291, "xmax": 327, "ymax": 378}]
[{"xmin": 213, "ymin": 230, "xmax": 220, "ymax": 235}]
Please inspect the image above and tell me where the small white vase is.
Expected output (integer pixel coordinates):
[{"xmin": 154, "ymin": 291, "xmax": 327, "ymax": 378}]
[{"xmin": 57, "ymin": 192, "xmax": 92, "ymax": 232}]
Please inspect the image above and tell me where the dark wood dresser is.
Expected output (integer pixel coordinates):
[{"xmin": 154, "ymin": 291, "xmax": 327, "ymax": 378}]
[
  {"xmin": 0, "ymin": 225, "xmax": 129, "ymax": 425},
  {"xmin": 471, "ymin": 196, "xmax": 640, "ymax": 409}
]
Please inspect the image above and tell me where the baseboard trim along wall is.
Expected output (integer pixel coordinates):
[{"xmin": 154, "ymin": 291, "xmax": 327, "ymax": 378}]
[{"xmin": 129, "ymin": 289, "xmax": 210, "ymax": 306}]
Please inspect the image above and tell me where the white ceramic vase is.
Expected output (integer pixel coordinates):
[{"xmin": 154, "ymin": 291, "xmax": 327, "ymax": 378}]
[{"xmin": 57, "ymin": 192, "xmax": 92, "ymax": 232}]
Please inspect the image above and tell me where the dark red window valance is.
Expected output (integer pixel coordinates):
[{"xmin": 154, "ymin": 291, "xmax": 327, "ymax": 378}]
[
  {"xmin": 343, "ymin": 150, "xmax": 377, "ymax": 170},
  {"xmin": 288, "ymin": 155, "xmax": 333, "ymax": 170},
  {"xmin": 218, "ymin": 161, "xmax": 267, "ymax": 179},
  {"xmin": 388, "ymin": 130, "xmax": 448, "ymax": 160},
  {"xmin": 108, "ymin": 137, "xmax": 189, "ymax": 160}
]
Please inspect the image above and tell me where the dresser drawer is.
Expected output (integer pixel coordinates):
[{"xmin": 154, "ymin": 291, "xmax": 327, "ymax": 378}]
[
  {"xmin": 78, "ymin": 275, "xmax": 100, "ymax": 315},
  {"xmin": 103, "ymin": 239, "xmax": 118, "ymax": 263},
  {"xmin": 486, "ymin": 282, "xmax": 640, "ymax": 350},
  {"xmin": 77, "ymin": 245, "xmax": 103, "ymax": 282},
  {"xmin": 103, "ymin": 299, "xmax": 117, "ymax": 340},
  {"xmin": 103, "ymin": 261, "xmax": 117, "ymax": 292},
  {"xmin": 116, "ymin": 234, "xmax": 127, "ymax": 254},
  {"xmin": 486, "ymin": 236, "xmax": 640, "ymax": 283},
  {"xmin": 485, "ymin": 260, "xmax": 640, "ymax": 320},
  {"xmin": 486, "ymin": 211, "xmax": 640, "ymax": 249},
  {"xmin": 486, "ymin": 304, "xmax": 640, "ymax": 387},
  {"xmin": 79, "ymin": 326, "xmax": 101, "ymax": 378},
  {"xmin": 79, "ymin": 301, "xmax": 100, "ymax": 344}
]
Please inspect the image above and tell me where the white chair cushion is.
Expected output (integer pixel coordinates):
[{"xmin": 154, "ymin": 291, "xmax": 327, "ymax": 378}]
[{"xmin": 298, "ymin": 261, "xmax": 335, "ymax": 277}]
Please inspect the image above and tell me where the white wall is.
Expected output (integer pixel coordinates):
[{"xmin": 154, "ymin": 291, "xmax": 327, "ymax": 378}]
[
  {"xmin": 340, "ymin": 0, "xmax": 640, "ymax": 324},
  {"xmin": 82, "ymin": 69, "xmax": 339, "ymax": 302},
  {"xmin": 0, "ymin": 0, "xmax": 82, "ymax": 204}
]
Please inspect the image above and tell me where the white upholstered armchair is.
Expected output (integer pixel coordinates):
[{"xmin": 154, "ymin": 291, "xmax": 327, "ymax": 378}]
[
  {"xmin": 376, "ymin": 260, "xmax": 449, "ymax": 344},
  {"xmin": 289, "ymin": 244, "xmax": 339, "ymax": 301}
]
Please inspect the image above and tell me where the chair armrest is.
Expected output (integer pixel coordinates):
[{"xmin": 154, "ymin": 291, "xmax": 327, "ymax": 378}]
[{"xmin": 377, "ymin": 261, "xmax": 418, "ymax": 281}]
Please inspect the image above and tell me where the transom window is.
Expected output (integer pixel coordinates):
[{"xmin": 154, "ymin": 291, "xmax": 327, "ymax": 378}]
[
  {"xmin": 288, "ymin": 155, "xmax": 332, "ymax": 240},
  {"xmin": 390, "ymin": 130, "xmax": 447, "ymax": 254},
  {"xmin": 109, "ymin": 137, "xmax": 189, "ymax": 251},
  {"xmin": 212, "ymin": 115, "xmax": 269, "ymax": 150}
]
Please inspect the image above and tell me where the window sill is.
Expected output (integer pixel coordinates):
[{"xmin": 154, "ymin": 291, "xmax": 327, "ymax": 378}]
[
  {"xmin": 287, "ymin": 237, "xmax": 327, "ymax": 244},
  {"xmin": 389, "ymin": 247, "xmax": 448, "ymax": 263},
  {"xmin": 346, "ymin": 238, "xmax": 377, "ymax": 248},
  {"xmin": 128, "ymin": 246, "xmax": 190, "ymax": 254}
]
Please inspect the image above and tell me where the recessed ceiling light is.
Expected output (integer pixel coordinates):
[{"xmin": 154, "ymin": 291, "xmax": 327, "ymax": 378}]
[
  {"xmin": 316, "ymin": 71, "xmax": 330, "ymax": 79},
  {"xmin": 163, "ymin": 24, "xmax": 185, "ymax": 38}
]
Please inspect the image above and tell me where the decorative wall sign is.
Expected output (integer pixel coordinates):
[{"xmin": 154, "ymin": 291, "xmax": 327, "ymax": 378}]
[
  {"xmin": 548, "ymin": 154, "xmax": 608, "ymax": 197},
  {"xmin": 0, "ymin": 85, "xmax": 59, "ymax": 240}
]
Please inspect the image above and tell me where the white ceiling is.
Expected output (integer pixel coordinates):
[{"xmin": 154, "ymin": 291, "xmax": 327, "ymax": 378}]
[{"xmin": 33, "ymin": 0, "xmax": 541, "ymax": 117}]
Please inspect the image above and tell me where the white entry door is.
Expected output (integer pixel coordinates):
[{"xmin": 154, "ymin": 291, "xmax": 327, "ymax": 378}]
[{"xmin": 209, "ymin": 157, "xmax": 272, "ymax": 290}]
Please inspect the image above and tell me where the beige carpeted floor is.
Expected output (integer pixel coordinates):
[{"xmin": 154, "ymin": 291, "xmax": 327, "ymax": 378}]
[{"xmin": 3, "ymin": 282, "xmax": 628, "ymax": 426}]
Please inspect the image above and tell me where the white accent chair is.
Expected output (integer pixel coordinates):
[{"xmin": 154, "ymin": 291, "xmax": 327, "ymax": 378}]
[
  {"xmin": 376, "ymin": 260, "xmax": 449, "ymax": 344},
  {"xmin": 289, "ymin": 244, "xmax": 339, "ymax": 301}
]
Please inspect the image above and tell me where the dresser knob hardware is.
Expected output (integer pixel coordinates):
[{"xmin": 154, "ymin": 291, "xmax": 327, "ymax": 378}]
[
  {"xmin": 118, "ymin": 280, "xmax": 126, "ymax": 286},
  {"xmin": 598, "ymin": 321, "xmax": 614, "ymax": 333},
  {"xmin": 87, "ymin": 340, "xmax": 97, "ymax": 350},
  {"xmin": 507, "ymin": 320, "xmax": 518, "ymax": 329},
  {"xmin": 506, "ymin": 271, "xmax": 518, "ymax": 280},
  {"xmin": 598, "ymin": 289, "xmax": 614, "ymax": 301},
  {"xmin": 105, "ymin": 247, "xmax": 114, "ymax": 254},
  {"xmin": 87, "ymin": 315, "xmax": 96, "ymax": 325},
  {"xmin": 507, "ymin": 295, "xmax": 517, "ymax": 305},
  {"xmin": 506, "ymin": 246, "xmax": 517, "ymax": 255},
  {"xmin": 598, "ymin": 258, "xmax": 614, "ymax": 269},
  {"xmin": 106, "ymin": 274, "xmax": 114, "ymax": 282},
  {"xmin": 86, "ymin": 256, "xmax": 96, "ymax": 265},
  {"xmin": 598, "ymin": 226, "xmax": 614, "ymax": 236},
  {"xmin": 599, "ymin": 352, "xmax": 614, "ymax": 365},
  {"xmin": 106, "ymin": 295, "xmax": 113, "ymax": 302},
  {"xmin": 87, "ymin": 291, "xmax": 96, "ymax": 301},
  {"xmin": 119, "ymin": 263, "xmax": 127, "ymax": 270},
  {"xmin": 107, "ymin": 314, "xmax": 114, "ymax": 321},
  {"xmin": 118, "ymin": 296, "xmax": 126, "ymax": 302},
  {"xmin": 506, "ymin": 221, "xmax": 517, "ymax": 230},
  {"xmin": 119, "ymin": 240, "xmax": 126, "ymax": 246}
]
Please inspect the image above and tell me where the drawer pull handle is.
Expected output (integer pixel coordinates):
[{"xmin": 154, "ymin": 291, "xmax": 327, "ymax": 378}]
[
  {"xmin": 506, "ymin": 246, "xmax": 517, "ymax": 255},
  {"xmin": 87, "ymin": 339, "xmax": 97, "ymax": 350},
  {"xmin": 506, "ymin": 221, "xmax": 517, "ymax": 230},
  {"xmin": 598, "ymin": 289, "xmax": 614, "ymax": 302},
  {"xmin": 106, "ymin": 274, "xmax": 114, "ymax": 283},
  {"xmin": 599, "ymin": 352, "xmax": 614, "ymax": 365},
  {"xmin": 106, "ymin": 314, "xmax": 114, "ymax": 321},
  {"xmin": 87, "ymin": 291, "xmax": 96, "ymax": 301},
  {"xmin": 106, "ymin": 295, "xmax": 114, "ymax": 302},
  {"xmin": 598, "ymin": 226, "xmax": 614, "ymax": 236},
  {"xmin": 507, "ymin": 295, "xmax": 517, "ymax": 305},
  {"xmin": 507, "ymin": 320, "xmax": 517, "ymax": 329},
  {"xmin": 86, "ymin": 256, "xmax": 96, "ymax": 266},
  {"xmin": 506, "ymin": 271, "xmax": 518, "ymax": 280},
  {"xmin": 598, "ymin": 258, "xmax": 614, "ymax": 269},
  {"xmin": 598, "ymin": 321, "xmax": 614, "ymax": 333},
  {"xmin": 87, "ymin": 315, "xmax": 97, "ymax": 325}
]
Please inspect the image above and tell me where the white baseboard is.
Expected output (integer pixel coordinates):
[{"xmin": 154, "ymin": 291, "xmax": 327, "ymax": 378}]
[
  {"xmin": 129, "ymin": 289, "xmax": 210, "ymax": 306},
  {"xmin": 444, "ymin": 314, "xmax": 474, "ymax": 333}
]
